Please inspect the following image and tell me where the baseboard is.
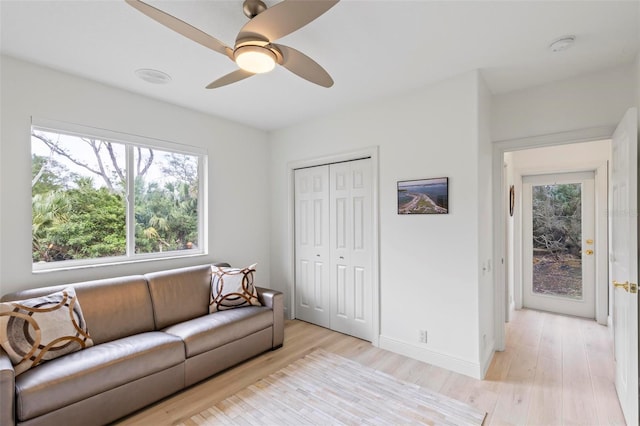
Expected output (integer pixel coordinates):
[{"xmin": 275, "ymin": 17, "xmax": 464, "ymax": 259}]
[
  {"xmin": 480, "ymin": 339, "xmax": 495, "ymax": 379},
  {"xmin": 378, "ymin": 335, "xmax": 483, "ymax": 379}
]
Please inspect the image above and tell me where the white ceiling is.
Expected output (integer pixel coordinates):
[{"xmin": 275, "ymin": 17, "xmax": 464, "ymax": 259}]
[{"xmin": 1, "ymin": 0, "xmax": 638, "ymax": 131}]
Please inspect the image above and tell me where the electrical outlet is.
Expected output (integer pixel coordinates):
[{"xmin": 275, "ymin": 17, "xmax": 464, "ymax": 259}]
[{"xmin": 419, "ymin": 330, "xmax": 427, "ymax": 344}]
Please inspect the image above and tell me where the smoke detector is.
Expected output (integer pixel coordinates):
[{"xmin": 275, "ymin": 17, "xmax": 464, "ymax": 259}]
[{"xmin": 135, "ymin": 68, "xmax": 172, "ymax": 84}]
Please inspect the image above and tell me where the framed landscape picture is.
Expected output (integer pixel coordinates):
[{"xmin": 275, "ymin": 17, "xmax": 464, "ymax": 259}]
[{"xmin": 397, "ymin": 177, "xmax": 449, "ymax": 214}]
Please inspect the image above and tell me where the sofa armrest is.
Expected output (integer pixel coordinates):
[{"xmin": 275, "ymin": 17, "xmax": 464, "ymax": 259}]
[
  {"xmin": 0, "ymin": 347, "xmax": 15, "ymax": 426},
  {"xmin": 256, "ymin": 287, "xmax": 284, "ymax": 348}
]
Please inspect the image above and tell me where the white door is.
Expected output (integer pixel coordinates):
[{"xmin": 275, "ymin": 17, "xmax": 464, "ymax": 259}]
[
  {"xmin": 294, "ymin": 165, "xmax": 330, "ymax": 328},
  {"xmin": 522, "ymin": 172, "xmax": 596, "ymax": 318},
  {"xmin": 294, "ymin": 159, "xmax": 374, "ymax": 341},
  {"xmin": 330, "ymin": 159, "xmax": 373, "ymax": 341},
  {"xmin": 611, "ymin": 107, "xmax": 638, "ymax": 426}
]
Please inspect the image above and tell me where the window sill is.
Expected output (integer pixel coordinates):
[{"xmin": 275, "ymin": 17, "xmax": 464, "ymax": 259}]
[{"xmin": 32, "ymin": 252, "xmax": 208, "ymax": 274}]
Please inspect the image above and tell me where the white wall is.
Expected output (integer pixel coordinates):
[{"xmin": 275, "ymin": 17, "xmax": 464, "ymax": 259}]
[
  {"xmin": 269, "ymin": 71, "xmax": 488, "ymax": 378},
  {"xmin": 492, "ymin": 64, "xmax": 635, "ymax": 143},
  {"xmin": 0, "ymin": 56, "xmax": 271, "ymax": 295},
  {"xmin": 511, "ymin": 141, "xmax": 611, "ymax": 174},
  {"xmin": 477, "ymin": 73, "xmax": 494, "ymax": 375}
]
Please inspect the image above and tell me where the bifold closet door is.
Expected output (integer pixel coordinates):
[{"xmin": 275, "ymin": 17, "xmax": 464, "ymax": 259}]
[
  {"xmin": 294, "ymin": 165, "xmax": 331, "ymax": 328},
  {"xmin": 294, "ymin": 158, "xmax": 373, "ymax": 341},
  {"xmin": 329, "ymin": 159, "xmax": 373, "ymax": 341}
]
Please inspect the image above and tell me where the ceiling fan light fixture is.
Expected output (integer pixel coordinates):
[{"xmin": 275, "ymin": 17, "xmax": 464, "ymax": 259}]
[{"xmin": 234, "ymin": 46, "xmax": 277, "ymax": 74}]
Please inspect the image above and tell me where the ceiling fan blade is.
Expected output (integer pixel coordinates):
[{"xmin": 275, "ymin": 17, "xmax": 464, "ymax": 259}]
[
  {"xmin": 206, "ymin": 69, "xmax": 255, "ymax": 89},
  {"xmin": 126, "ymin": 0, "xmax": 232, "ymax": 59},
  {"xmin": 238, "ymin": 0, "xmax": 339, "ymax": 42},
  {"xmin": 274, "ymin": 44, "xmax": 333, "ymax": 88}
]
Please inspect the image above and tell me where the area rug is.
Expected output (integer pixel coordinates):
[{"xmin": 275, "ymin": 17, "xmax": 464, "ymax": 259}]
[{"xmin": 179, "ymin": 349, "xmax": 486, "ymax": 425}]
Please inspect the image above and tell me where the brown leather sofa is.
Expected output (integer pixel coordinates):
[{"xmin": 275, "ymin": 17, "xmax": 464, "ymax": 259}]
[{"xmin": 0, "ymin": 264, "xmax": 284, "ymax": 426}]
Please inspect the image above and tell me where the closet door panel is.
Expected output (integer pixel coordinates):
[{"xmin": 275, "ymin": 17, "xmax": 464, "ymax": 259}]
[
  {"xmin": 294, "ymin": 166, "xmax": 330, "ymax": 327},
  {"xmin": 330, "ymin": 159, "xmax": 372, "ymax": 340}
]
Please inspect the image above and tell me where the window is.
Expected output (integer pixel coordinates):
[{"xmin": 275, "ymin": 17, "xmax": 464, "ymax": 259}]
[{"xmin": 31, "ymin": 120, "xmax": 205, "ymax": 270}]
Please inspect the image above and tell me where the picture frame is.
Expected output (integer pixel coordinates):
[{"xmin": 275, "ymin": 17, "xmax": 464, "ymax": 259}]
[
  {"xmin": 397, "ymin": 177, "xmax": 449, "ymax": 214},
  {"xmin": 509, "ymin": 185, "xmax": 515, "ymax": 217}
]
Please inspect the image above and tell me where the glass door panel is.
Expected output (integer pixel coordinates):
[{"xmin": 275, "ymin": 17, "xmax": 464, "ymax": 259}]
[
  {"xmin": 522, "ymin": 172, "xmax": 595, "ymax": 319},
  {"xmin": 531, "ymin": 183, "xmax": 583, "ymax": 300}
]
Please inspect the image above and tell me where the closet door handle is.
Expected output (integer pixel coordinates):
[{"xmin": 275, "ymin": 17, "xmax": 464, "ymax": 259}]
[{"xmin": 339, "ymin": 256, "xmax": 344, "ymax": 259}]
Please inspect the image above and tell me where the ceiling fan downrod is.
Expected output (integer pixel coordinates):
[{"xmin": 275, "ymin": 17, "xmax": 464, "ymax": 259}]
[{"xmin": 243, "ymin": 0, "xmax": 267, "ymax": 19}]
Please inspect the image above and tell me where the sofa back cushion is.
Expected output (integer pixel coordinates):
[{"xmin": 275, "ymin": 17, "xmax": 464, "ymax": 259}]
[
  {"xmin": 0, "ymin": 276, "xmax": 156, "ymax": 345},
  {"xmin": 145, "ymin": 265, "xmax": 212, "ymax": 329}
]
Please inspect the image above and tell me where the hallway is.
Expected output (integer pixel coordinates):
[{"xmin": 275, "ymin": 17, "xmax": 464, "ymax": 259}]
[{"xmin": 488, "ymin": 308, "xmax": 625, "ymax": 425}]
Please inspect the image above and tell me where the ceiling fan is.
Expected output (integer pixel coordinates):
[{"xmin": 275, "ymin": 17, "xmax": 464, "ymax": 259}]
[{"xmin": 125, "ymin": 0, "xmax": 339, "ymax": 89}]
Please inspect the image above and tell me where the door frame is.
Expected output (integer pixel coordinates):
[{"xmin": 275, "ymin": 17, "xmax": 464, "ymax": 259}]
[
  {"xmin": 287, "ymin": 146, "xmax": 380, "ymax": 346},
  {"xmin": 492, "ymin": 126, "xmax": 615, "ymax": 350}
]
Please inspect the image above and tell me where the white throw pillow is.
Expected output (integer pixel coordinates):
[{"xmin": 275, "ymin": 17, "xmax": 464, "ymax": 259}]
[{"xmin": 210, "ymin": 263, "xmax": 261, "ymax": 313}]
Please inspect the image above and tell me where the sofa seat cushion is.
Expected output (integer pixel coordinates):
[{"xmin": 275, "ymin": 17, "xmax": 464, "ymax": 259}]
[
  {"xmin": 163, "ymin": 306, "xmax": 272, "ymax": 358},
  {"xmin": 15, "ymin": 331, "xmax": 184, "ymax": 422}
]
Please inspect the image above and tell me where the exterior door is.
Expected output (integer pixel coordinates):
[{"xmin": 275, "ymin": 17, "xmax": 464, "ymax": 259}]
[
  {"xmin": 611, "ymin": 107, "xmax": 638, "ymax": 426},
  {"xmin": 330, "ymin": 159, "xmax": 373, "ymax": 341},
  {"xmin": 522, "ymin": 172, "xmax": 596, "ymax": 318},
  {"xmin": 294, "ymin": 165, "xmax": 330, "ymax": 328}
]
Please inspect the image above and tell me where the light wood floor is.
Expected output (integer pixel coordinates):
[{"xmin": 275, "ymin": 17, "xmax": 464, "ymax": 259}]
[{"xmin": 116, "ymin": 309, "xmax": 625, "ymax": 426}]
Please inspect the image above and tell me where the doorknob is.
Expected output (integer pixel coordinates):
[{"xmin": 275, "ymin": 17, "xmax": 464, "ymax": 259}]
[
  {"xmin": 585, "ymin": 249, "xmax": 594, "ymax": 255},
  {"xmin": 613, "ymin": 280, "xmax": 630, "ymax": 292},
  {"xmin": 613, "ymin": 281, "xmax": 639, "ymax": 294}
]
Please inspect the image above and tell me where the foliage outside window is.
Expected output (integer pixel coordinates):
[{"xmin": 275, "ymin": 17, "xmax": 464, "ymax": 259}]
[
  {"xmin": 31, "ymin": 124, "xmax": 204, "ymax": 269},
  {"xmin": 531, "ymin": 183, "xmax": 582, "ymax": 299},
  {"xmin": 532, "ymin": 183, "xmax": 582, "ymax": 258}
]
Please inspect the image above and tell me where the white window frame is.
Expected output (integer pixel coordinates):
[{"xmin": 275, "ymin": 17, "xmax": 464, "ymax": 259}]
[{"xmin": 31, "ymin": 118, "xmax": 207, "ymax": 272}]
